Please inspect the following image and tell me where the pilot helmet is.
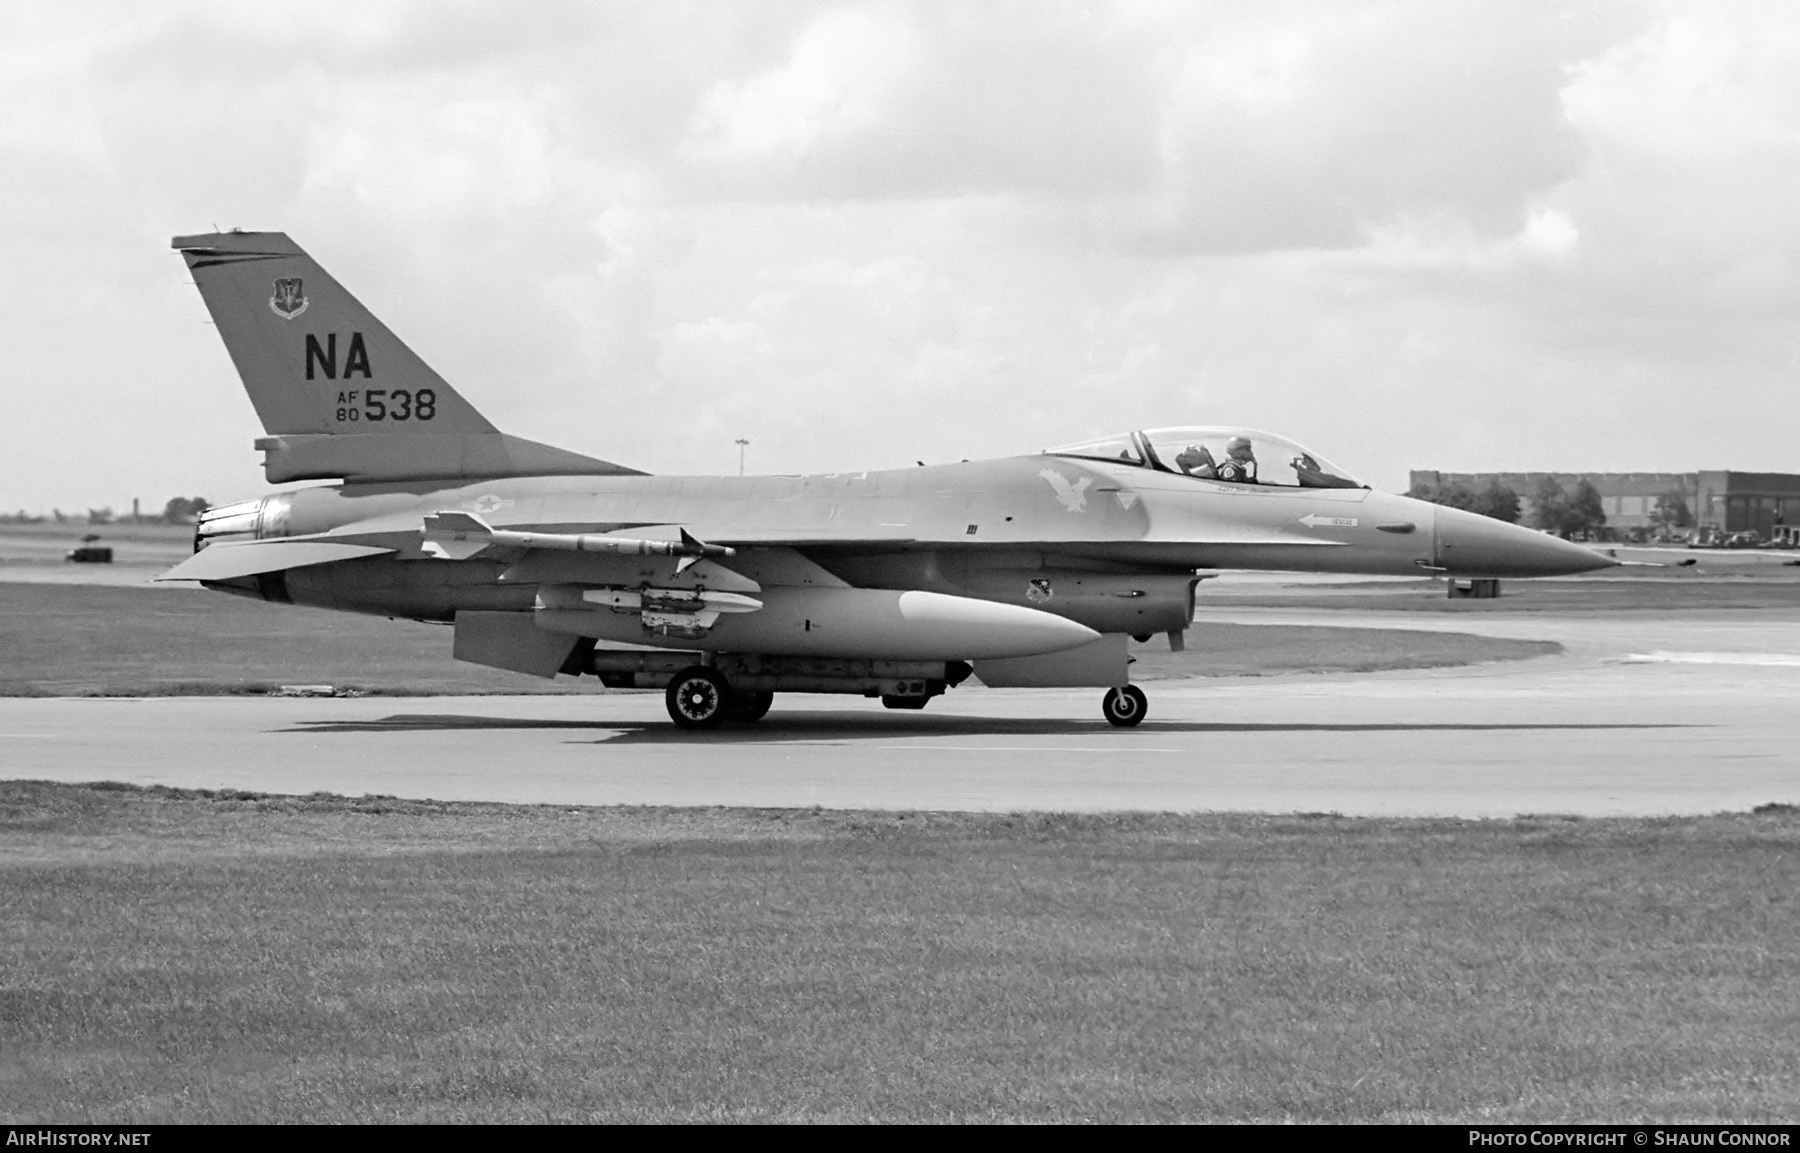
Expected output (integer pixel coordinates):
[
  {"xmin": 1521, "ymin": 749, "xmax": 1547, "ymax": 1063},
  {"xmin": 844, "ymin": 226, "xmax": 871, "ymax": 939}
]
[{"xmin": 1225, "ymin": 435, "xmax": 1254, "ymax": 456}]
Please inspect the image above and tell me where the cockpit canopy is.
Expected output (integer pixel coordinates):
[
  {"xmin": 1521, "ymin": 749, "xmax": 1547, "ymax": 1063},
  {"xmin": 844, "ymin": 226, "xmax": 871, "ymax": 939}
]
[{"xmin": 1046, "ymin": 427, "xmax": 1363, "ymax": 489}]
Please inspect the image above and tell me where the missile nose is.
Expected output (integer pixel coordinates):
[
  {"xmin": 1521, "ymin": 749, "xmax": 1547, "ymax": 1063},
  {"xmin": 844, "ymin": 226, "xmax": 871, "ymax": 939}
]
[{"xmin": 1433, "ymin": 506, "xmax": 1620, "ymax": 577}]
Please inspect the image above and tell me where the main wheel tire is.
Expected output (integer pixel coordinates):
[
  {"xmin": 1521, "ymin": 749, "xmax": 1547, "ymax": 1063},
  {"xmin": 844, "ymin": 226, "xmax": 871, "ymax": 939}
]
[
  {"xmin": 722, "ymin": 690, "xmax": 775, "ymax": 723},
  {"xmin": 1102, "ymin": 684, "xmax": 1148, "ymax": 728},
  {"xmin": 666, "ymin": 666, "xmax": 729, "ymax": 729},
  {"xmin": 880, "ymin": 694, "xmax": 929, "ymax": 710}
]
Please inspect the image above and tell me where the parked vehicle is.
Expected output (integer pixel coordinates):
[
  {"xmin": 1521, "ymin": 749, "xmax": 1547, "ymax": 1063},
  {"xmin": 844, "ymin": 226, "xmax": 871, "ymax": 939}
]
[{"xmin": 65, "ymin": 533, "xmax": 112, "ymax": 563}]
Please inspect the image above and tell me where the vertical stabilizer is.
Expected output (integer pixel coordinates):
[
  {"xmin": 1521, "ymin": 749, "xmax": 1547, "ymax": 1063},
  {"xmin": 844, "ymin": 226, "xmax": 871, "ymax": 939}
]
[{"xmin": 172, "ymin": 231, "xmax": 638, "ymax": 483}]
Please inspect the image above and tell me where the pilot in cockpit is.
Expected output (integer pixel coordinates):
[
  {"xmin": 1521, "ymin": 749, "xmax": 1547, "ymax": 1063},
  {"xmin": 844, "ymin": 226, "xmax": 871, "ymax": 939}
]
[
  {"xmin": 1175, "ymin": 442, "xmax": 1216, "ymax": 476},
  {"xmin": 1214, "ymin": 436, "xmax": 1258, "ymax": 483},
  {"xmin": 1175, "ymin": 436, "xmax": 1257, "ymax": 482}
]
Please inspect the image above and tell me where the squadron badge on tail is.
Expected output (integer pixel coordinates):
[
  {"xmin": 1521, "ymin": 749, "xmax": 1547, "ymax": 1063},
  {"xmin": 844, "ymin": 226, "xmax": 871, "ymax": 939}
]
[{"xmin": 269, "ymin": 278, "xmax": 308, "ymax": 320}]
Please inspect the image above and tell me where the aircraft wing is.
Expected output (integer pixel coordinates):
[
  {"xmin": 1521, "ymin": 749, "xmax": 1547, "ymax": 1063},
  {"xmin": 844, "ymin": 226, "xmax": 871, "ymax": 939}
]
[{"xmin": 156, "ymin": 539, "xmax": 396, "ymax": 582}]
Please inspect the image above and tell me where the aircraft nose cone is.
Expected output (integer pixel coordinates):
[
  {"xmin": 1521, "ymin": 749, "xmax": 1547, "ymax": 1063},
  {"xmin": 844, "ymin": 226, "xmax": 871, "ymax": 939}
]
[{"xmin": 1433, "ymin": 507, "xmax": 1619, "ymax": 577}]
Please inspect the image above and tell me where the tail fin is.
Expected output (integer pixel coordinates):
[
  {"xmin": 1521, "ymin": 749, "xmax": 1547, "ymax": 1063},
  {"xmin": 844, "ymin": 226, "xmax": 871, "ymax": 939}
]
[{"xmin": 173, "ymin": 231, "xmax": 639, "ymax": 484}]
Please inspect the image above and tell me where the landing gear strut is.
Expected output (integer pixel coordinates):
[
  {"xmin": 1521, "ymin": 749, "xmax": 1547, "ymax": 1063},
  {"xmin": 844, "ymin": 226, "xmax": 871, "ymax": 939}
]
[
  {"xmin": 666, "ymin": 666, "xmax": 729, "ymax": 729},
  {"xmin": 1102, "ymin": 684, "xmax": 1147, "ymax": 728}
]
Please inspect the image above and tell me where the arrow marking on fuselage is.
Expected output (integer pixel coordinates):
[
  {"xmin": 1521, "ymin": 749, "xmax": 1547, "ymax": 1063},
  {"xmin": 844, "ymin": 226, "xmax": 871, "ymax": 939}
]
[{"xmin": 1299, "ymin": 514, "xmax": 1358, "ymax": 529}]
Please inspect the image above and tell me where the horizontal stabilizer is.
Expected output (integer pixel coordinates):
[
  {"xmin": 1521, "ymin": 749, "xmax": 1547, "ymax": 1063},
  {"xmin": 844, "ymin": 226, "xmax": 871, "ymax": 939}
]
[
  {"xmin": 255, "ymin": 432, "xmax": 638, "ymax": 484},
  {"xmin": 156, "ymin": 539, "xmax": 395, "ymax": 583}
]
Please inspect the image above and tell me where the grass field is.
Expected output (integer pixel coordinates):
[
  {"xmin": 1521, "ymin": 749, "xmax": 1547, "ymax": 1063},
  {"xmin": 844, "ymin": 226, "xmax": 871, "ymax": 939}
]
[
  {"xmin": 3, "ymin": 781, "xmax": 1795, "ymax": 1123},
  {"xmin": 0, "ymin": 582, "xmax": 1560, "ymax": 696},
  {"xmin": 0, "ymin": 583, "xmax": 574, "ymax": 696}
]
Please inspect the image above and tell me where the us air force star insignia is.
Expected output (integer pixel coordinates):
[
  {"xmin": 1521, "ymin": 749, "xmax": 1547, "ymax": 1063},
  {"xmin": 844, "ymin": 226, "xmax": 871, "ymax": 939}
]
[
  {"xmin": 1114, "ymin": 491, "xmax": 1139, "ymax": 511},
  {"xmin": 462, "ymin": 494, "xmax": 515, "ymax": 515},
  {"xmin": 1038, "ymin": 468, "xmax": 1092, "ymax": 513},
  {"xmin": 268, "ymin": 278, "xmax": 308, "ymax": 320}
]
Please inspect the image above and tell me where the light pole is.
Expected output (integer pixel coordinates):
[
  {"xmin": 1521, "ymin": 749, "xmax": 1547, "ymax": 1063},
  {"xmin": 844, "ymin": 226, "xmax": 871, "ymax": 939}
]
[{"xmin": 735, "ymin": 438, "xmax": 749, "ymax": 477}]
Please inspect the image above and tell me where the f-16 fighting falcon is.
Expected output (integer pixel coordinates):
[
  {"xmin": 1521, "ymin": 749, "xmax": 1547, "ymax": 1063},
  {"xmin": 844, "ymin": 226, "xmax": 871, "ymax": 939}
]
[{"xmin": 161, "ymin": 232, "xmax": 1614, "ymax": 728}]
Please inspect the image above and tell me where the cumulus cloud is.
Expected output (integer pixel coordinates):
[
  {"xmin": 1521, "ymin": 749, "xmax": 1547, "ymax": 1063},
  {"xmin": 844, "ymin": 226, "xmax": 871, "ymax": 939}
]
[
  {"xmin": 672, "ymin": 1, "xmax": 1591, "ymax": 254},
  {"xmin": 2, "ymin": 0, "xmax": 1799, "ymax": 508},
  {"xmin": 650, "ymin": 252, "xmax": 993, "ymax": 470},
  {"xmin": 684, "ymin": 7, "xmax": 921, "ymax": 165},
  {"xmin": 678, "ymin": 2, "xmax": 1164, "ymax": 199},
  {"xmin": 1557, "ymin": 3, "xmax": 1800, "ymax": 332},
  {"xmin": 1112, "ymin": 1, "xmax": 1589, "ymax": 254}
]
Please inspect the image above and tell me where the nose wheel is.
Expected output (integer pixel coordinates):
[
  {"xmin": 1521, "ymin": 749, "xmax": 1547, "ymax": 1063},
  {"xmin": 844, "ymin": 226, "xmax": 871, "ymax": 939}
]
[{"xmin": 1102, "ymin": 684, "xmax": 1147, "ymax": 727}]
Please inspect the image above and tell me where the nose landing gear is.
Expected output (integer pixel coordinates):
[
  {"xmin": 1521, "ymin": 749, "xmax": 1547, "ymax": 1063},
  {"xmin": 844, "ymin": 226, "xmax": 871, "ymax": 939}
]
[{"xmin": 1101, "ymin": 684, "xmax": 1148, "ymax": 727}]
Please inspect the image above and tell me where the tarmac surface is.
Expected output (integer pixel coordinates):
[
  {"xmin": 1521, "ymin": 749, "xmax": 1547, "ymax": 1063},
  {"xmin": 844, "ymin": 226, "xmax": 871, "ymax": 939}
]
[{"xmin": 5, "ymin": 601, "xmax": 1798, "ymax": 816}]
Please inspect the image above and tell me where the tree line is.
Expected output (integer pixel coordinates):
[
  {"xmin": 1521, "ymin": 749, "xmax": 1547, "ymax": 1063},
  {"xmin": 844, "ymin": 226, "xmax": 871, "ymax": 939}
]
[
  {"xmin": 1407, "ymin": 477, "xmax": 1693, "ymax": 540},
  {"xmin": 0, "ymin": 497, "xmax": 209, "ymax": 525}
]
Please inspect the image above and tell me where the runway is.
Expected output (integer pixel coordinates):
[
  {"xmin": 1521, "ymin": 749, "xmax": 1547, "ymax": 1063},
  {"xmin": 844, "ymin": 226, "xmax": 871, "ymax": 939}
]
[{"xmin": 5, "ymin": 606, "xmax": 1798, "ymax": 815}]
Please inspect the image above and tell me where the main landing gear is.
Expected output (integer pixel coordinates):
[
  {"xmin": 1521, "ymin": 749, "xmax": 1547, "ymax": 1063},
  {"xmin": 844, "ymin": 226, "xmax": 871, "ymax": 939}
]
[
  {"xmin": 665, "ymin": 666, "xmax": 776, "ymax": 729},
  {"xmin": 665, "ymin": 666, "xmax": 728, "ymax": 729},
  {"xmin": 1102, "ymin": 684, "xmax": 1148, "ymax": 728},
  {"xmin": 722, "ymin": 689, "xmax": 775, "ymax": 723}
]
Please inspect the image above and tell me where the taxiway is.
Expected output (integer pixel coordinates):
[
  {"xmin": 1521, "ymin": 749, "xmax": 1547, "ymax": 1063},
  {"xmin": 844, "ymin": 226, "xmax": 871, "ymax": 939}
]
[{"xmin": 4, "ymin": 627, "xmax": 1796, "ymax": 815}]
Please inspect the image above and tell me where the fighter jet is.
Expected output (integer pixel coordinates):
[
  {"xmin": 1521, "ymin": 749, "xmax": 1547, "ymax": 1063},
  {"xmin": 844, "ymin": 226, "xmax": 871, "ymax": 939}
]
[{"xmin": 161, "ymin": 231, "xmax": 1614, "ymax": 728}]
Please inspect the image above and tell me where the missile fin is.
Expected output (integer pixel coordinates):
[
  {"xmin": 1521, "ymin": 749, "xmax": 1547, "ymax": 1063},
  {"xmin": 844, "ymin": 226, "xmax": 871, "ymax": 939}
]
[{"xmin": 421, "ymin": 510, "xmax": 497, "ymax": 560}]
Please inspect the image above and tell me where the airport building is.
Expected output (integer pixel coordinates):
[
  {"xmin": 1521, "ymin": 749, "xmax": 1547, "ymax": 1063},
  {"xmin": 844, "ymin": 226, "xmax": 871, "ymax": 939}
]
[{"xmin": 1407, "ymin": 470, "xmax": 1800, "ymax": 542}]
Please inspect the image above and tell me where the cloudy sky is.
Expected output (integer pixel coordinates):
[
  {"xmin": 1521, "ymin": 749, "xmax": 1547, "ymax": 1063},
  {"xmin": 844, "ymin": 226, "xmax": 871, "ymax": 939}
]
[{"xmin": 3, "ymin": 0, "xmax": 1797, "ymax": 512}]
